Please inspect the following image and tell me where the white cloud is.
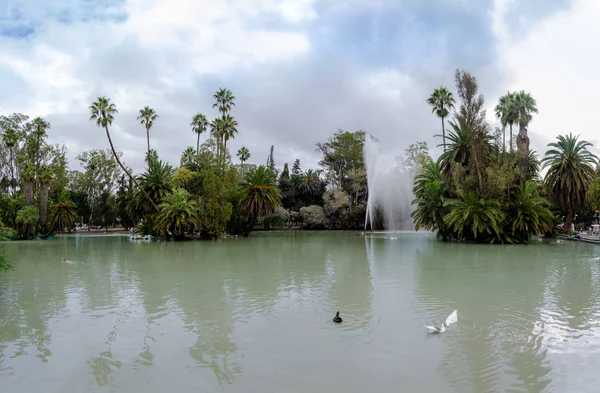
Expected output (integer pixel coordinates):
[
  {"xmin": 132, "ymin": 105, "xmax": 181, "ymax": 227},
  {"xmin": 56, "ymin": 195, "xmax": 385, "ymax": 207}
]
[{"xmin": 495, "ymin": 0, "xmax": 600, "ymax": 155}]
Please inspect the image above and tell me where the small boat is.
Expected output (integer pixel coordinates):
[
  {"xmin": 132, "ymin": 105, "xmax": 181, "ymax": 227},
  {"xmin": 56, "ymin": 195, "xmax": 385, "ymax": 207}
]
[{"xmin": 578, "ymin": 234, "xmax": 600, "ymax": 244}]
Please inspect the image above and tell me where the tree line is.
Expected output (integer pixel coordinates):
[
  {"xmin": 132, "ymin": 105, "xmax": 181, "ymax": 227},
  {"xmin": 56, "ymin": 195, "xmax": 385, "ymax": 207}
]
[{"xmin": 416, "ymin": 69, "xmax": 600, "ymax": 243}]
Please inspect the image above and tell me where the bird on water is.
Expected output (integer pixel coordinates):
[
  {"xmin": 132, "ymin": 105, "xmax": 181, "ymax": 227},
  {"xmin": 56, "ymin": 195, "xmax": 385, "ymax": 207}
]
[{"xmin": 333, "ymin": 311, "xmax": 343, "ymax": 323}]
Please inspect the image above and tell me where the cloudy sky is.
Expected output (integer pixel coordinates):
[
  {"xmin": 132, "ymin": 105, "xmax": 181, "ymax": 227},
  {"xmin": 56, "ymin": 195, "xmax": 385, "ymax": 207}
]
[{"xmin": 0, "ymin": 0, "xmax": 597, "ymax": 173}]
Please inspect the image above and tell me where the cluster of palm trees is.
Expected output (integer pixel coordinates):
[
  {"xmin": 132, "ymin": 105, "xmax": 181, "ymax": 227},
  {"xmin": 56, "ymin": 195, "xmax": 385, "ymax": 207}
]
[{"xmin": 418, "ymin": 70, "xmax": 599, "ymax": 243}]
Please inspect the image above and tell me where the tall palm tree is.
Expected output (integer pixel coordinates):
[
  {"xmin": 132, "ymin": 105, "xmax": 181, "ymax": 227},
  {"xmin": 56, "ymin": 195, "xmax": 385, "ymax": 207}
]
[
  {"xmin": 541, "ymin": 133, "xmax": 598, "ymax": 231},
  {"xmin": 210, "ymin": 117, "xmax": 224, "ymax": 166},
  {"xmin": 89, "ymin": 96, "xmax": 158, "ymax": 210},
  {"xmin": 137, "ymin": 106, "xmax": 159, "ymax": 158},
  {"xmin": 21, "ymin": 163, "xmax": 35, "ymax": 206},
  {"xmin": 37, "ymin": 164, "xmax": 53, "ymax": 230},
  {"xmin": 220, "ymin": 114, "xmax": 238, "ymax": 166},
  {"xmin": 2, "ymin": 127, "xmax": 19, "ymax": 189},
  {"xmin": 213, "ymin": 88, "xmax": 236, "ymax": 117},
  {"xmin": 237, "ymin": 146, "xmax": 250, "ymax": 174},
  {"xmin": 426, "ymin": 87, "xmax": 455, "ymax": 151},
  {"xmin": 512, "ymin": 90, "xmax": 538, "ymax": 179},
  {"xmin": 31, "ymin": 117, "xmax": 50, "ymax": 184},
  {"xmin": 241, "ymin": 165, "xmax": 281, "ymax": 227},
  {"xmin": 494, "ymin": 93, "xmax": 512, "ymax": 153},
  {"xmin": 190, "ymin": 113, "xmax": 208, "ymax": 155}
]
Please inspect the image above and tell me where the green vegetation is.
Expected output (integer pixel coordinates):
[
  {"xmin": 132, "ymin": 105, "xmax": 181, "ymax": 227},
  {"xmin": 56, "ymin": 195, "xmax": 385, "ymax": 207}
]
[
  {"xmin": 2, "ymin": 72, "xmax": 598, "ymax": 250},
  {"xmin": 413, "ymin": 69, "xmax": 599, "ymax": 242}
]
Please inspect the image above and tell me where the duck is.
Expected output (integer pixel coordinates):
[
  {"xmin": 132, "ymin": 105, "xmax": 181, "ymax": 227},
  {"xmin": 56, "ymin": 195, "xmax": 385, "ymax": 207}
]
[{"xmin": 333, "ymin": 311, "xmax": 343, "ymax": 323}]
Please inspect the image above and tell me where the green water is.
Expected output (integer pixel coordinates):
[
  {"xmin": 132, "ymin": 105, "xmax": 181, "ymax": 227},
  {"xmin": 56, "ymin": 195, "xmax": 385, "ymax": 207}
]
[{"xmin": 1, "ymin": 232, "xmax": 599, "ymax": 392}]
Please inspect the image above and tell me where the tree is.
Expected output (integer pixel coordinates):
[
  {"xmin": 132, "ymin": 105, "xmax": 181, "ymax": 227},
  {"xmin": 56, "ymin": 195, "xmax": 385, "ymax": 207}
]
[
  {"xmin": 50, "ymin": 190, "xmax": 79, "ymax": 233},
  {"xmin": 38, "ymin": 164, "xmax": 53, "ymax": 231},
  {"xmin": 292, "ymin": 159, "xmax": 301, "ymax": 175},
  {"xmin": 426, "ymin": 87, "xmax": 455, "ymax": 151},
  {"xmin": 241, "ymin": 165, "xmax": 282, "ymax": 227},
  {"xmin": 400, "ymin": 141, "xmax": 432, "ymax": 176},
  {"xmin": 2, "ymin": 126, "xmax": 19, "ymax": 189},
  {"xmin": 155, "ymin": 188, "xmax": 199, "ymax": 240},
  {"xmin": 220, "ymin": 114, "xmax": 238, "ymax": 167},
  {"xmin": 237, "ymin": 146, "xmax": 250, "ymax": 174},
  {"xmin": 137, "ymin": 106, "xmax": 159, "ymax": 158},
  {"xmin": 190, "ymin": 113, "xmax": 208, "ymax": 155},
  {"xmin": 494, "ymin": 93, "xmax": 515, "ymax": 154},
  {"xmin": 89, "ymin": 96, "xmax": 158, "ymax": 210},
  {"xmin": 21, "ymin": 163, "xmax": 35, "ymax": 206},
  {"xmin": 505, "ymin": 181, "xmax": 554, "ymax": 241},
  {"xmin": 31, "ymin": 117, "xmax": 50, "ymax": 180},
  {"xmin": 512, "ymin": 91, "xmax": 538, "ymax": 179},
  {"xmin": 443, "ymin": 191, "xmax": 504, "ymax": 241},
  {"xmin": 180, "ymin": 147, "xmax": 196, "ymax": 167},
  {"xmin": 542, "ymin": 133, "xmax": 598, "ymax": 231},
  {"xmin": 213, "ymin": 88, "xmax": 236, "ymax": 117},
  {"xmin": 316, "ymin": 130, "xmax": 366, "ymax": 192},
  {"xmin": 266, "ymin": 145, "xmax": 275, "ymax": 173}
]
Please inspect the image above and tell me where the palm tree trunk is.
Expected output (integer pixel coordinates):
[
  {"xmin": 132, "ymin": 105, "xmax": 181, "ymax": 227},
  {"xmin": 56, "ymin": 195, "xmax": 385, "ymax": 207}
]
[
  {"xmin": 104, "ymin": 126, "xmax": 158, "ymax": 211},
  {"xmin": 565, "ymin": 206, "xmax": 574, "ymax": 232},
  {"xmin": 517, "ymin": 122, "xmax": 530, "ymax": 180},
  {"xmin": 146, "ymin": 126, "xmax": 151, "ymax": 158},
  {"xmin": 39, "ymin": 183, "xmax": 49, "ymax": 228},
  {"xmin": 441, "ymin": 116, "xmax": 446, "ymax": 152},
  {"xmin": 23, "ymin": 182, "xmax": 33, "ymax": 206},
  {"xmin": 196, "ymin": 133, "xmax": 200, "ymax": 155},
  {"xmin": 471, "ymin": 146, "xmax": 484, "ymax": 194},
  {"xmin": 502, "ymin": 125, "xmax": 506, "ymax": 154},
  {"xmin": 509, "ymin": 124, "xmax": 513, "ymax": 153}
]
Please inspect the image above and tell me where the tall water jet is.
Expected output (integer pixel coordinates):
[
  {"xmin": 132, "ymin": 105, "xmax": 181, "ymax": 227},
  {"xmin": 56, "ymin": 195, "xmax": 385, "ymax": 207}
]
[{"xmin": 363, "ymin": 135, "xmax": 414, "ymax": 231}]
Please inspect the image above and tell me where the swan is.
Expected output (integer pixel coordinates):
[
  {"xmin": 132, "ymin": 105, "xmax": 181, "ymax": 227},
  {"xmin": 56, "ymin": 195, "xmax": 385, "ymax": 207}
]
[{"xmin": 425, "ymin": 310, "xmax": 458, "ymax": 334}]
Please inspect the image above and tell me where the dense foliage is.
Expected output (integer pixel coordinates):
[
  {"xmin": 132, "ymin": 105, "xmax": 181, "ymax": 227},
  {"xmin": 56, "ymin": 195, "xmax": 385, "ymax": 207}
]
[{"xmin": 413, "ymin": 69, "xmax": 599, "ymax": 243}]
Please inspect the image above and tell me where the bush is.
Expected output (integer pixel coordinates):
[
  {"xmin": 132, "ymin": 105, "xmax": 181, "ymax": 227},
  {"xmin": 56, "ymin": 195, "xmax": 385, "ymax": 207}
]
[
  {"xmin": 0, "ymin": 227, "xmax": 18, "ymax": 241},
  {"xmin": 300, "ymin": 205, "xmax": 326, "ymax": 229}
]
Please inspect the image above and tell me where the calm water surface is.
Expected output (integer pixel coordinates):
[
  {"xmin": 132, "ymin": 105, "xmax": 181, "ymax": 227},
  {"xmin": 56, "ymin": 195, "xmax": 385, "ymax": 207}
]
[{"xmin": 1, "ymin": 232, "xmax": 600, "ymax": 392}]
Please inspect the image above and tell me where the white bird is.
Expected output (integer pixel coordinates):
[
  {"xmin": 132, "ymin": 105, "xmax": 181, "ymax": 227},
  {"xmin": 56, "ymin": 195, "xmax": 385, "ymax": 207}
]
[{"xmin": 425, "ymin": 310, "xmax": 458, "ymax": 334}]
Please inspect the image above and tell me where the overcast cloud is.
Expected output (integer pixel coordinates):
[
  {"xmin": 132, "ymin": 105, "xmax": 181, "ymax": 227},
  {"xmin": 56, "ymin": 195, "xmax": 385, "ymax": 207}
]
[{"xmin": 0, "ymin": 0, "xmax": 596, "ymax": 173}]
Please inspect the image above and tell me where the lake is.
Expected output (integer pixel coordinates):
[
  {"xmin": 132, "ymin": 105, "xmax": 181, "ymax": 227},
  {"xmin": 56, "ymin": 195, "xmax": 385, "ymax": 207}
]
[{"xmin": 1, "ymin": 232, "xmax": 600, "ymax": 392}]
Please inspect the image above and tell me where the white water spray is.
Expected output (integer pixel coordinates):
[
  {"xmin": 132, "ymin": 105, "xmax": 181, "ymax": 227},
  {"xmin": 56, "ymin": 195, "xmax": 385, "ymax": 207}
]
[{"xmin": 363, "ymin": 135, "xmax": 414, "ymax": 231}]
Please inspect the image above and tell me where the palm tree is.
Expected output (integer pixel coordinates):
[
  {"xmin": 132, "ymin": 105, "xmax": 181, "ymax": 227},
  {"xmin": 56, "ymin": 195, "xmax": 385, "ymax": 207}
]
[
  {"xmin": 237, "ymin": 146, "xmax": 250, "ymax": 174},
  {"xmin": 411, "ymin": 160, "xmax": 451, "ymax": 239},
  {"xmin": 512, "ymin": 90, "xmax": 538, "ymax": 178},
  {"xmin": 21, "ymin": 163, "xmax": 35, "ymax": 206},
  {"xmin": 221, "ymin": 114, "xmax": 238, "ymax": 156},
  {"xmin": 133, "ymin": 159, "xmax": 174, "ymax": 215},
  {"xmin": 180, "ymin": 147, "xmax": 196, "ymax": 167},
  {"xmin": 190, "ymin": 113, "xmax": 208, "ymax": 155},
  {"xmin": 50, "ymin": 191, "xmax": 78, "ymax": 233},
  {"xmin": 1, "ymin": 127, "xmax": 19, "ymax": 189},
  {"xmin": 298, "ymin": 170, "xmax": 322, "ymax": 196},
  {"xmin": 154, "ymin": 188, "xmax": 199, "ymax": 240},
  {"xmin": 505, "ymin": 180, "xmax": 554, "ymax": 242},
  {"xmin": 89, "ymin": 96, "xmax": 158, "ymax": 210},
  {"xmin": 494, "ymin": 93, "xmax": 512, "ymax": 153},
  {"xmin": 213, "ymin": 88, "xmax": 236, "ymax": 117},
  {"xmin": 31, "ymin": 117, "xmax": 50, "ymax": 179},
  {"xmin": 241, "ymin": 165, "xmax": 281, "ymax": 226},
  {"xmin": 137, "ymin": 106, "xmax": 159, "ymax": 158},
  {"xmin": 444, "ymin": 191, "xmax": 504, "ymax": 241},
  {"xmin": 38, "ymin": 164, "xmax": 53, "ymax": 230},
  {"xmin": 426, "ymin": 87, "xmax": 455, "ymax": 151},
  {"xmin": 541, "ymin": 133, "xmax": 598, "ymax": 231}
]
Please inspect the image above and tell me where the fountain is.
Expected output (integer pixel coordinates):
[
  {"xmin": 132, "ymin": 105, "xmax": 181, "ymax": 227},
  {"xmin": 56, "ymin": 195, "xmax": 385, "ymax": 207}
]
[{"xmin": 363, "ymin": 135, "xmax": 414, "ymax": 231}]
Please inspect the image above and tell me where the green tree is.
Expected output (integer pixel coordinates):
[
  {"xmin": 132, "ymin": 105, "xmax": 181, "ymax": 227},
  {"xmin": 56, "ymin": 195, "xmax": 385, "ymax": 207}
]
[
  {"xmin": 241, "ymin": 165, "xmax": 282, "ymax": 227},
  {"xmin": 180, "ymin": 146, "xmax": 196, "ymax": 167},
  {"xmin": 411, "ymin": 160, "xmax": 451, "ymax": 240},
  {"xmin": 266, "ymin": 145, "xmax": 275, "ymax": 173},
  {"xmin": 155, "ymin": 188, "xmax": 199, "ymax": 240},
  {"xmin": 426, "ymin": 87, "xmax": 455, "ymax": 151},
  {"xmin": 191, "ymin": 113, "xmax": 208, "ymax": 155},
  {"xmin": 2, "ymin": 126, "xmax": 20, "ymax": 189},
  {"xmin": 31, "ymin": 116, "xmax": 50, "ymax": 180},
  {"xmin": 542, "ymin": 133, "xmax": 598, "ymax": 231},
  {"xmin": 292, "ymin": 159, "xmax": 301, "ymax": 175},
  {"xmin": 137, "ymin": 106, "xmax": 159, "ymax": 158},
  {"xmin": 89, "ymin": 96, "xmax": 158, "ymax": 210},
  {"xmin": 316, "ymin": 130, "xmax": 365, "ymax": 193},
  {"xmin": 443, "ymin": 191, "xmax": 504, "ymax": 242},
  {"xmin": 50, "ymin": 190, "xmax": 79, "ymax": 233},
  {"xmin": 505, "ymin": 181, "xmax": 554, "ymax": 242},
  {"xmin": 38, "ymin": 164, "xmax": 53, "ymax": 231},
  {"xmin": 512, "ymin": 91, "xmax": 538, "ymax": 179},
  {"xmin": 21, "ymin": 163, "xmax": 35, "ymax": 206},
  {"xmin": 131, "ymin": 159, "xmax": 174, "ymax": 216},
  {"xmin": 15, "ymin": 205, "xmax": 39, "ymax": 239},
  {"xmin": 237, "ymin": 146, "xmax": 250, "ymax": 175},
  {"xmin": 494, "ymin": 93, "xmax": 515, "ymax": 154},
  {"xmin": 400, "ymin": 141, "xmax": 432, "ymax": 176}
]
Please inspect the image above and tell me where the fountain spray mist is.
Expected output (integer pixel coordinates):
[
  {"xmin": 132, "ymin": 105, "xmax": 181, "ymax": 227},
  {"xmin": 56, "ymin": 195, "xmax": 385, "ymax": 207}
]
[{"xmin": 363, "ymin": 135, "xmax": 415, "ymax": 231}]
